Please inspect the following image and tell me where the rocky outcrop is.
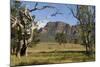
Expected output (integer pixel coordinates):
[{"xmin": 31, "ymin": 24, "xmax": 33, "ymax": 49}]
[{"xmin": 39, "ymin": 21, "xmax": 79, "ymax": 43}]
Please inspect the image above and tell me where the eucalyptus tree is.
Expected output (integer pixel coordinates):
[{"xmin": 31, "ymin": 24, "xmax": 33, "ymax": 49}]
[
  {"xmin": 55, "ymin": 32, "xmax": 67, "ymax": 46},
  {"xmin": 11, "ymin": 1, "xmax": 57, "ymax": 57},
  {"xmin": 68, "ymin": 5, "xmax": 95, "ymax": 55}
]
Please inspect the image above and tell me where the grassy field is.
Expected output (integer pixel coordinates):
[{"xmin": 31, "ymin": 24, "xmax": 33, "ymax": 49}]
[{"xmin": 11, "ymin": 42, "xmax": 95, "ymax": 66}]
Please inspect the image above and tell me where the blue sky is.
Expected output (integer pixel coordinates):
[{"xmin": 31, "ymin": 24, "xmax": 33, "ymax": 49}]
[{"xmin": 21, "ymin": 1, "xmax": 78, "ymax": 29}]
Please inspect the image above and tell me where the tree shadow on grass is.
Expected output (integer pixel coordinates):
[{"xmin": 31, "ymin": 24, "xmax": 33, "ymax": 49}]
[
  {"xmin": 11, "ymin": 51, "xmax": 95, "ymax": 67},
  {"xmin": 12, "ymin": 61, "xmax": 54, "ymax": 67}
]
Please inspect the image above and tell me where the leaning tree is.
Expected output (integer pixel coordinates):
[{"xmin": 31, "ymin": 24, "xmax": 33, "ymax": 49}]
[
  {"xmin": 11, "ymin": 1, "xmax": 57, "ymax": 58},
  {"xmin": 11, "ymin": 7, "xmax": 36, "ymax": 57}
]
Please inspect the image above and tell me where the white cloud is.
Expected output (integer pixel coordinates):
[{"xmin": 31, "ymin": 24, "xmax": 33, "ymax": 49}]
[{"xmin": 37, "ymin": 20, "xmax": 49, "ymax": 29}]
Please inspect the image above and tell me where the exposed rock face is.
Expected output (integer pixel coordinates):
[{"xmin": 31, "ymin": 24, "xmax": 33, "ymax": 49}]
[
  {"xmin": 41, "ymin": 21, "xmax": 69, "ymax": 33},
  {"xmin": 39, "ymin": 21, "xmax": 79, "ymax": 42}
]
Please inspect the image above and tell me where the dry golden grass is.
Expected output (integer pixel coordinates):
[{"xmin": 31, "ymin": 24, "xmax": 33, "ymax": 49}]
[
  {"xmin": 28, "ymin": 42, "xmax": 85, "ymax": 52},
  {"xmin": 11, "ymin": 42, "xmax": 95, "ymax": 66}
]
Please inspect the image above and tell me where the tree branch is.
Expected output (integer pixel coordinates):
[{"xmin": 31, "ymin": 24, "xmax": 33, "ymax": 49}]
[
  {"xmin": 67, "ymin": 5, "xmax": 81, "ymax": 24},
  {"xmin": 34, "ymin": 2, "xmax": 38, "ymax": 8},
  {"xmin": 67, "ymin": 7, "xmax": 77, "ymax": 19},
  {"xmin": 29, "ymin": 2, "xmax": 56, "ymax": 12},
  {"xmin": 51, "ymin": 10, "xmax": 63, "ymax": 16}
]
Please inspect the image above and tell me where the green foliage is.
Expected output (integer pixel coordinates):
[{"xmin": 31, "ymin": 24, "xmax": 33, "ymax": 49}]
[
  {"xmin": 11, "ymin": 0, "xmax": 34, "ymax": 56},
  {"xmin": 11, "ymin": 0, "xmax": 22, "ymax": 16},
  {"xmin": 76, "ymin": 5, "xmax": 95, "ymax": 55},
  {"xmin": 11, "ymin": 0, "xmax": 23, "ymax": 55},
  {"xmin": 55, "ymin": 32, "xmax": 67, "ymax": 45}
]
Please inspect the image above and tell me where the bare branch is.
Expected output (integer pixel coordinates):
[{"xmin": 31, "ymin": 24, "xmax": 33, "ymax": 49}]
[
  {"xmin": 51, "ymin": 11, "xmax": 63, "ymax": 16},
  {"xmin": 29, "ymin": 3, "xmax": 56, "ymax": 12},
  {"xmin": 67, "ymin": 7, "xmax": 77, "ymax": 19},
  {"xmin": 67, "ymin": 6, "xmax": 81, "ymax": 24},
  {"xmin": 51, "ymin": 9, "xmax": 63, "ymax": 17},
  {"xmin": 34, "ymin": 2, "xmax": 38, "ymax": 8}
]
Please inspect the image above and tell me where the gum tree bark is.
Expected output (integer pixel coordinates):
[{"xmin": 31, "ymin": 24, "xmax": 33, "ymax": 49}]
[
  {"xmin": 11, "ymin": 8, "xmax": 36, "ymax": 57},
  {"xmin": 11, "ymin": 2, "xmax": 57, "ymax": 58},
  {"xmin": 17, "ymin": 8, "xmax": 35, "ymax": 57}
]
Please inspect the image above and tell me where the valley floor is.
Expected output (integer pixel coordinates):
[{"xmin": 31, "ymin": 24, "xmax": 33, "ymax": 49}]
[{"xmin": 11, "ymin": 42, "xmax": 95, "ymax": 66}]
